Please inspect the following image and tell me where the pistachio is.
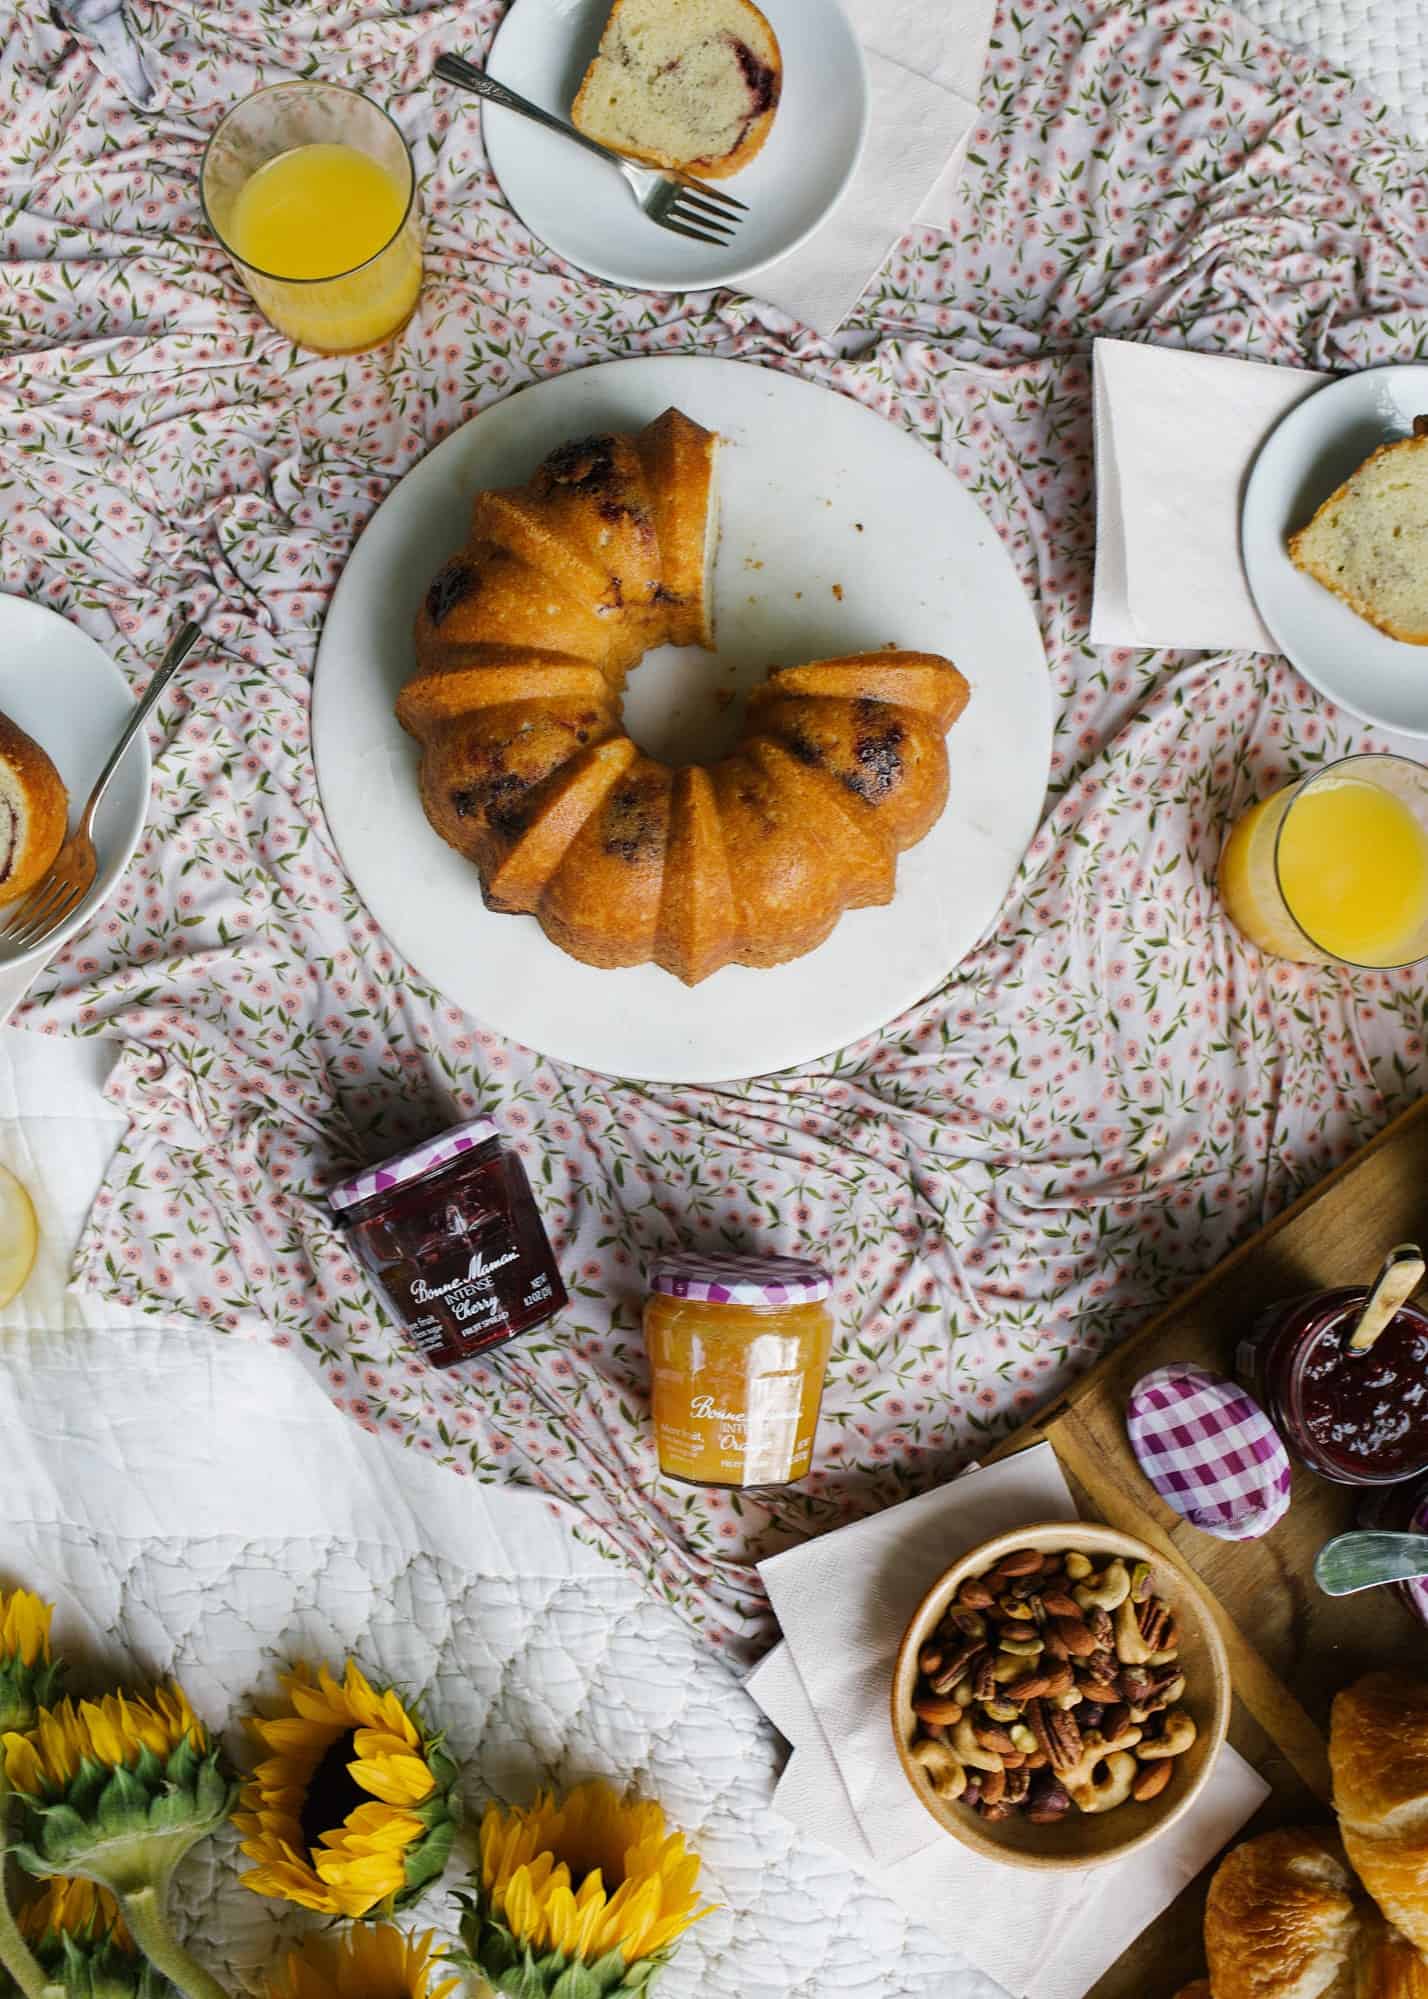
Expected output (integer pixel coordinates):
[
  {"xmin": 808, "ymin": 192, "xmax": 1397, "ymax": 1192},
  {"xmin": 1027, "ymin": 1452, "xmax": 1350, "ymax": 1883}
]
[
  {"xmin": 1064, "ymin": 1551, "xmax": 1093, "ymax": 1580},
  {"xmin": 998, "ymin": 1635, "xmax": 1044, "ymax": 1659},
  {"xmin": 1130, "ymin": 1559, "xmax": 1154, "ymax": 1602},
  {"xmin": 981, "ymin": 1698, "xmax": 1021, "ymax": 1722}
]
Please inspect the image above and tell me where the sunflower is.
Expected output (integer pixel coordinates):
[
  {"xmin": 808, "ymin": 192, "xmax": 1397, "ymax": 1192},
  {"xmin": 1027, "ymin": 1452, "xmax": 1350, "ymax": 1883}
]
[
  {"xmin": 3, "ymin": 1684, "xmax": 235, "ymax": 1999},
  {"xmin": 234, "ymin": 1662, "xmax": 457, "ymax": 1919},
  {"xmin": 0, "ymin": 1587, "xmax": 63, "ymax": 1734},
  {"xmin": 263, "ymin": 1923, "xmax": 457, "ymax": 1999},
  {"xmin": 16, "ymin": 1876, "xmax": 168, "ymax": 1999},
  {"xmin": 455, "ymin": 1779, "xmax": 712, "ymax": 1999}
]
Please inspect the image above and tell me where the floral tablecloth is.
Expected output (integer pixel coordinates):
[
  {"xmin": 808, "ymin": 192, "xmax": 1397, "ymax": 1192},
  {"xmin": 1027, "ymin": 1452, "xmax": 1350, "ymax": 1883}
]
[{"xmin": 4, "ymin": 0, "xmax": 1427, "ymax": 1661}]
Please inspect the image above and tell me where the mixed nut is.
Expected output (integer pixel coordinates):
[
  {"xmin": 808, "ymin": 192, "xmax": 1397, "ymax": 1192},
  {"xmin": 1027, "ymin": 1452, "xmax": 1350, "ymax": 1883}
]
[{"xmin": 907, "ymin": 1546, "xmax": 1198, "ymax": 1825}]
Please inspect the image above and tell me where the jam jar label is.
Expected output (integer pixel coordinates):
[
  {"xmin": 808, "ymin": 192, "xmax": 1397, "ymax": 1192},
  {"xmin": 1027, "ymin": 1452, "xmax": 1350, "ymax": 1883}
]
[{"xmin": 398, "ymin": 1242, "xmax": 525, "ymax": 1349}]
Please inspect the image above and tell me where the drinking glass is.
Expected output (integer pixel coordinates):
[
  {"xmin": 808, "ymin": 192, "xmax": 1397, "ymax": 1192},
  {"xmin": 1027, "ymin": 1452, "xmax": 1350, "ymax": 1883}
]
[
  {"xmin": 1217, "ymin": 751, "xmax": 1428, "ymax": 966},
  {"xmin": 200, "ymin": 80, "xmax": 422, "ymax": 354}
]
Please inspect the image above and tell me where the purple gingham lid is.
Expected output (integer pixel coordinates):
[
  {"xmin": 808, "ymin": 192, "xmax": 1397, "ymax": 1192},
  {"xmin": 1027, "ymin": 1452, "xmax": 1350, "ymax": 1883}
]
[
  {"xmin": 1126, "ymin": 1363, "xmax": 1292, "ymax": 1541},
  {"xmin": 648, "ymin": 1251, "xmax": 831, "ymax": 1307},
  {"xmin": 328, "ymin": 1117, "xmax": 500, "ymax": 1213}
]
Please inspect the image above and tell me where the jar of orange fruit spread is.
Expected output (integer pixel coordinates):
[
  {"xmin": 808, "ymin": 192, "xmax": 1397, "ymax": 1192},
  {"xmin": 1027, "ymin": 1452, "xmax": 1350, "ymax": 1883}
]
[{"xmin": 644, "ymin": 1252, "xmax": 834, "ymax": 1489}]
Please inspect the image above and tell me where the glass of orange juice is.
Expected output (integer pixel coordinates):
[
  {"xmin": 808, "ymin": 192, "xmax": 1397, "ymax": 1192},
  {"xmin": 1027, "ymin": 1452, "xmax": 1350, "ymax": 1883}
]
[
  {"xmin": 1218, "ymin": 752, "xmax": 1428, "ymax": 966},
  {"xmin": 200, "ymin": 81, "xmax": 422, "ymax": 354}
]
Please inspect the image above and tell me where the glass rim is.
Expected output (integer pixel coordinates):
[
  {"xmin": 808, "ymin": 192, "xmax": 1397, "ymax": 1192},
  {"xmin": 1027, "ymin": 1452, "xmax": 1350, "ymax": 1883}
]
[
  {"xmin": 1271, "ymin": 749, "xmax": 1428, "ymax": 970},
  {"xmin": 199, "ymin": 78, "xmax": 416, "ymax": 287}
]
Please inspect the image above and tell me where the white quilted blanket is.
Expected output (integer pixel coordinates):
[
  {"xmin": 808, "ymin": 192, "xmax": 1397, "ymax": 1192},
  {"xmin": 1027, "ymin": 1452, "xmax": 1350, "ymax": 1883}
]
[
  {"xmin": 0, "ymin": 1311, "xmax": 1004, "ymax": 1999},
  {"xmin": 1235, "ymin": 0, "xmax": 1426, "ymax": 142}
]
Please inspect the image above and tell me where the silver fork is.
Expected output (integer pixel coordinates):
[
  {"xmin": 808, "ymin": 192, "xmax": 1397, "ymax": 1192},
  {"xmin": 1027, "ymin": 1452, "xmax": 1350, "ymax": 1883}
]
[
  {"xmin": 0, "ymin": 618, "xmax": 202, "ymax": 956},
  {"xmin": 433, "ymin": 52, "xmax": 747, "ymax": 247}
]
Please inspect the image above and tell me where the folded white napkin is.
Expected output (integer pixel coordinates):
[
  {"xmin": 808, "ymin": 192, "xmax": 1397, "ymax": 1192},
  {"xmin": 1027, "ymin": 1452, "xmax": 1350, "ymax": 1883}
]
[
  {"xmin": 748, "ymin": 1446, "xmax": 1271, "ymax": 1999},
  {"xmin": 751, "ymin": 0, "xmax": 994, "ymax": 337},
  {"xmin": 1090, "ymin": 336, "xmax": 1329, "ymax": 654}
]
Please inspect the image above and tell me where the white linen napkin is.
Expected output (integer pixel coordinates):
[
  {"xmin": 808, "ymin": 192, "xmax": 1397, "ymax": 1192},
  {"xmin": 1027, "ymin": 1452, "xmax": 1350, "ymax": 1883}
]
[
  {"xmin": 748, "ymin": 1446, "xmax": 1271, "ymax": 1999},
  {"xmin": 750, "ymin": 0, "xmax": 995, "ymax": 337},
  {"xmin": 1090, "ymin": 336, "xmax": 1329, "ymax": 654}
]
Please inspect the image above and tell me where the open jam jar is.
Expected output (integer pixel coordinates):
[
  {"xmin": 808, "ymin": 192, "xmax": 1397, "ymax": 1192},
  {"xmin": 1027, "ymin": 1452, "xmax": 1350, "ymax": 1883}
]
[
  {"xmin": 1237, "ymin": 1286, "xmax": 1428, "ymax": 1487},
  {"xmin": 329, "ymin": 1118, "xmax": 567, "ymax": 1370}
]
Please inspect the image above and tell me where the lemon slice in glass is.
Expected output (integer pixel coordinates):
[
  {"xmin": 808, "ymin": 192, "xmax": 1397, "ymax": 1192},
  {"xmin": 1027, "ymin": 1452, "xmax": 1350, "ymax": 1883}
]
[{"xmin": 0, "ymin": 1164, "xmax": 38, "ymax": 1307}]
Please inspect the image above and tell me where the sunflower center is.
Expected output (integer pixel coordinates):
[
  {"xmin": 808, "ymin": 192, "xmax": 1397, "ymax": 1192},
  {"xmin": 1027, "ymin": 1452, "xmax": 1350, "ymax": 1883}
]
[{"xmin": 300, "ymin": 1729, "xmax": 368, "ymax": 1853}]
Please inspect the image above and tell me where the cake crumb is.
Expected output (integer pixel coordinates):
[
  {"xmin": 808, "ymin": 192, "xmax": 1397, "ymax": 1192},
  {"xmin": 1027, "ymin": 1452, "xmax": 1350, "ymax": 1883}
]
[
  {"xmin": 714, "ymin": 689, "xmax": 737, "ymax": 711},
  {"xmin": 854, "ymin": 522, "xmax": 864, "ymax": 532},
  {"xmin": 832, "ymin": 583, "xmax": 844, "ymax": 601}
]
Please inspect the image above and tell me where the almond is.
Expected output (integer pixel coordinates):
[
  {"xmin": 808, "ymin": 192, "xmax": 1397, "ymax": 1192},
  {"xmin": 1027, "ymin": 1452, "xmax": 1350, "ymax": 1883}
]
[{"xmin": 1132, "ymin": 1760, "xmax": 1172, "ymax": 1802}]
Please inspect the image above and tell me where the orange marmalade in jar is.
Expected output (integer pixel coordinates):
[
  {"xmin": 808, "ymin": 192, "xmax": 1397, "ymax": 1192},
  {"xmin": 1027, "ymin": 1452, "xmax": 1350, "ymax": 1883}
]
[{"xmin": 644, "ymin": 1252, "xmax": 834, "ymax": 1488}]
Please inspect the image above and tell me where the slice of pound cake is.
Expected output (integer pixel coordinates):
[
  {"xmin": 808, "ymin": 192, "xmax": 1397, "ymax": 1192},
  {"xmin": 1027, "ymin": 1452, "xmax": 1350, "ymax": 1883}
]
[
  {"xmin": 1287, "ymin": 415, "xmax": 1428, "ymax": 644},
  {"xmin": 571, "ymin": 0, "xmax": 782, "ymax": 181},
  {"xmin": 0, "ymin": 710, "xmax": 67, "ymax": 907}
]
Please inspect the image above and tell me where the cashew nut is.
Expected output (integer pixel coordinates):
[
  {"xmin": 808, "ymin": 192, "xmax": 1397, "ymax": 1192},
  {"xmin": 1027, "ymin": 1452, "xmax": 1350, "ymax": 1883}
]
[
  {"xmin": 953, "ymin": 1718, "xmax": 1005, "ymax": 1772},
  {"xmin": 1073, "ymin": 1560, "xmax": 1130, "ymax": 1612},
  {"xmin": 910, "ymin": 1736, "xmax": 967, "ymax": 1800},
  {"xmin": 1136, "ymin": 1710, "xmax": 1197, "ymax": 1760},
  {"xmin": 1066, "ymin": 1749, "xmax": 1139, "ymax": 1814},
  {"xmin": 1112, "ymin": 1597, "xmax": 1153, "ymax": 1665}
]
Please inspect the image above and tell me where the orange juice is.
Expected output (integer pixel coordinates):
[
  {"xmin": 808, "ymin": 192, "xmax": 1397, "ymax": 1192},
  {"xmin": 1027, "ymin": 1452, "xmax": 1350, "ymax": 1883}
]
[
  {"xmin": 203, "ymin": 89, "xmax": 424, "ymax": 355},
  {"xmin": 644, "ymin": 1253, "xmax": 833, "ymax": 1488},
  {"xmin": 229, "ymin": 143, "xmax": 407, "ymax": 280},
  {"xmin": 1219, "ymin": 760, "xmax": 1428, "ymax": 966}
]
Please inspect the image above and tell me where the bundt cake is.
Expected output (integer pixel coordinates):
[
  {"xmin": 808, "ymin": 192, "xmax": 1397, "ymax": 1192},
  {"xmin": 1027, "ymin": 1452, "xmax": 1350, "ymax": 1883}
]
[{"xmin": 397, "ymin": 408, "xmax": 970, "ymax": 985}]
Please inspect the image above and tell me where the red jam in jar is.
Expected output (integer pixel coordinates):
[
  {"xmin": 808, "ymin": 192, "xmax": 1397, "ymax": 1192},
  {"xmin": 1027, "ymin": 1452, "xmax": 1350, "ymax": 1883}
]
[
  {"xmin": 329, "ymin": 1117, "xmax": 567, "ymax": 1369},
  {"xmin": 1237, "ymin": 1286, "xmax": 1428, "ymax": 1486}
]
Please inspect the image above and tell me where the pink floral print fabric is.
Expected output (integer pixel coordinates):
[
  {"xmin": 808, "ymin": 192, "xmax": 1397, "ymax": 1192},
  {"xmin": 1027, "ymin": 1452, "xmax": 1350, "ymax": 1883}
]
[{"xmin": 3, "ymin": 0, "xmax": 1426, "ymax": 1659}]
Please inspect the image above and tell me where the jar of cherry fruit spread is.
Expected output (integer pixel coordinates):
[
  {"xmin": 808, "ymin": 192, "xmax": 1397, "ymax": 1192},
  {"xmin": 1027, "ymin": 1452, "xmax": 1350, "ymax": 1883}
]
[
  {"xmin": 329, "ymin": 1118, "xmax": 567, "ymax": 1369},
  {"xmin": 1237, "ymin": 1285, "xmax": 1428, "ymax": 1486}
]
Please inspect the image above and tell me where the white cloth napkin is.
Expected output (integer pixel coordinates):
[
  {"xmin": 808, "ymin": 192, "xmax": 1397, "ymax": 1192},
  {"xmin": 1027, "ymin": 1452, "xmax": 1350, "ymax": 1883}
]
[
  {"xmin": 0, "ymin": 964, "xmax": 37, "ymax": 1026},
  {"xmin": 1090, "ymin": 336, "xmax": 1329, "ymax": 654},
  {"xmin": 751, "ymin": 0, "xmax": 995, "ymax": 337},
  {"xmin": 748, "ymin": 1446, "xmax": 1271, "ymax": 1999}
]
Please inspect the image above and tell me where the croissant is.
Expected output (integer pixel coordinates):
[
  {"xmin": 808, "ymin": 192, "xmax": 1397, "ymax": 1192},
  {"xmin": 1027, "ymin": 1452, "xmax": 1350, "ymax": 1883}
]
[{"xmin": 1332, "ymin": 1671, "xmax": 1428, "ymax": 1960}]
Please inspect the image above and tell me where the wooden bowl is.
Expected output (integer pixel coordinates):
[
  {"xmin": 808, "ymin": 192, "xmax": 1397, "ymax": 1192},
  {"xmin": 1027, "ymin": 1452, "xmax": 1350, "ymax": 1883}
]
[{"xmin": 890, "ymin": 1520, "xmax": 1231, "ymax": 1870}]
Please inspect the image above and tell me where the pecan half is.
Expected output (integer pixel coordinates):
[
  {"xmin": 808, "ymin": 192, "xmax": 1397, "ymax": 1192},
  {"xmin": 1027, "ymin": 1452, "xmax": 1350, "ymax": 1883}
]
[
  {"xmin": 1087, "ymin": 1606, "xmax": 1114, "ymax": 1650},
  {"xmin": 971, "ymin": 1650, "xmax": 998, "ymax": 1702},
  {"xmin": 1002, "ymin": 1764, "xmax": 1032, "ymax": 1806},
  {"xmin": 1027, "ymin": 1697, "xmax": 1083, "ymax": 1773},
  {"xmin": 1137, "ymin": 1599, "xmax": 1174, "ymax": 1653}
]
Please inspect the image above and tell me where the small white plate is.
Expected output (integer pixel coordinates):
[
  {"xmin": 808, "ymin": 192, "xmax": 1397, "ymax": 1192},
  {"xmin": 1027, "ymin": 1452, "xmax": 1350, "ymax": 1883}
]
[
  {"xmin": 0, "ymin": 596, "xmax": 150, "ymax": 970},
  {"xmin": 478, "ymin": 0, "xmax": 868, "ymax": 293},
  {"xmin": 312, "ymin": 356, "xmax": 1050, "ymax": 1083},
  {"xmin": 1242, "ymin": 364, "xmax": 1428, "ymax": 737}
]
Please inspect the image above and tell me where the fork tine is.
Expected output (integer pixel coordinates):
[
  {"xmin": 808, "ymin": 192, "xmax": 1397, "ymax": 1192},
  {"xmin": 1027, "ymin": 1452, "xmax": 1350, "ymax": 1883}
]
[
  {"xmin": 669, "ymin": 187, "xmax": 740, "ymax": 231},
  {"xmin": 657, "ymin": 212, "xmax": 733, "ymax": 247},
  {"xmin": 0, "ymin": 875, "xmax": 63, "ymax": 939},
  {"xmin": 665, "ymin": 200, "xmax": 736, "ymax": 243},
  {"xmin": 674, "ymin": 174, "xmax": 748, "ymax": 215},
  {"xmin": 11, "ymin": 883, "xmax": 85, "ymax": 952},
  {"xmin": 8, "ymin": 879, "xmax": 76, "ymax": 950},
  {"xmin": 0, "ymin": 887, "xmax": 44, "ymax": 940}
]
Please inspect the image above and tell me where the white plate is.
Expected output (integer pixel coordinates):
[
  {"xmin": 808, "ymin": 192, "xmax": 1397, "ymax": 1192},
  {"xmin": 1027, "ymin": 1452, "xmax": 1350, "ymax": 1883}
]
[
  {"xmin": 1242, "ymin": 364, "xmax": 1428, "ymax": 736},
  {"xmin": 0, "ymin": 596, "xmax": 149, "ymax": 971},
  {"xmin": 478, "ymin": 0, "xmax": 868, "ymax": 293},
  {"xmin": 313, "ymin": 356, "xmax": 1050, "ymax": 1082}
]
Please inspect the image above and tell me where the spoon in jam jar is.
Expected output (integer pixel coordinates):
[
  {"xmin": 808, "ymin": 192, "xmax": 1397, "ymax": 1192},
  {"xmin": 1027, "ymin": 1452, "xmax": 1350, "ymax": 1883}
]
[{"xmin": 1346, "ymin": 1242, "xmax": 1427, "ymax": 1353}]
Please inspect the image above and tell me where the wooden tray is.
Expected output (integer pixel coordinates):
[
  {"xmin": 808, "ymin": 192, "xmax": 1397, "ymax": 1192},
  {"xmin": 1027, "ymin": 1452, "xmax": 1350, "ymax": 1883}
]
[{"xmin": 985, "ymin": 1092, "xmax": 1428, "ymax": 1998}]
